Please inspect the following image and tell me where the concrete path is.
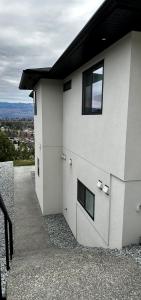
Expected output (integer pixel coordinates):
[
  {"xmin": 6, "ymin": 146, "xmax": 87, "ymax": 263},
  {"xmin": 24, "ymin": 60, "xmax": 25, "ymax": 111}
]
[
  {"xmin": 7, "ymin": 167, "xmax": 141, "ymax": 300},
  {"xmin": 13, "ymin": 166, "xmax": 50, "ymax": 256}
]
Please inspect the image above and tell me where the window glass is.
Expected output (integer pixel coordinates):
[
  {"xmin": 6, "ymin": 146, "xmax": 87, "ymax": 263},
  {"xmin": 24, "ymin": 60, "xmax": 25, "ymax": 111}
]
[
  {"xmin": 77, "ymin": 180, "xmax": 85, "ymax": 207},
  {"xmin": 34, "ymin": 91, "xmax": 37, "ymax": 115},
  {"xmin": 63, "ymin": 80, "xmax": 72, "ymax": 92},
  {"xmin": 77, "ymin": 180, "xmax": 95, "ymax": 221},
  {"xmin": 37, "ymin": 158, "xmax": 40, "ymax": 176},
  {"xmin": 85, "ymin": 85, "xmax": 92, "ymax": 110},
  {"xmin": 85, "ymin": 189, "xmax": 94, "ymax": 219},
  {"xmin": 92, "ymin": 66, "xmax": 103, "ymax": 111},
  {"xmin": 82, "ymin": 61, "xmax": 104, "ymax": 115}
]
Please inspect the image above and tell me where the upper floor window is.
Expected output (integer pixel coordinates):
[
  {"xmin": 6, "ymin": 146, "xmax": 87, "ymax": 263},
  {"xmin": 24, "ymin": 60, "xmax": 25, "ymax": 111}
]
[
  {"xmin": 63, "ymin": 80, "xmax": 72, "ymax": 92},
  {"xmin": 82, "ymin": 61, "xmax": 104, "ymax": 115},
  {"xmin": 33, "ymin": 91, "xmax": 37, "ymax": 115}
]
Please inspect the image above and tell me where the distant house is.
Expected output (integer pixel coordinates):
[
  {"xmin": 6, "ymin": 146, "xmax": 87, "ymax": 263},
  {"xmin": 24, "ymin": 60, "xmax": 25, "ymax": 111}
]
[
  {"xmin": 19, "ymin": 0, "xmax": 141, "ymax": 249},
  {"xmin": 0, "ymin": 127, "xmax": 5, "ymax": 132}
]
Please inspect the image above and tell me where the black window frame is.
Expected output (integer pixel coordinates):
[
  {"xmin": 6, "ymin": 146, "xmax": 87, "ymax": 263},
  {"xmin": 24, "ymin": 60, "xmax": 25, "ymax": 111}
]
[
  {"xmin": 33, "ymin": 91, "xmax": 37, "ymax": 115},
  {"xmin": 37, "ymin": 157, "xmax": 40, "ymax": 177},
  {"xmin": 77, "ymin": 180, "xmax": 95, "ymax": 221},
  {"xmin": 63, "ymin": 80, "xmax": 72, "ymax": 92},
  {"xmin": 82, "ymin": 60, "xmax": 104, "ymax": 115}
]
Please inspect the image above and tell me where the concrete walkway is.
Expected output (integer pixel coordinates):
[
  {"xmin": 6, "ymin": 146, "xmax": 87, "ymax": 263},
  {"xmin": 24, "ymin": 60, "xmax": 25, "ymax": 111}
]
[
  {"xmin": 12, "ymin": 166, "xmax": 50, "ymax": 256},
  {"xmin": 7, "ymin": 167, "xmax": 141, "ymax": 300}
]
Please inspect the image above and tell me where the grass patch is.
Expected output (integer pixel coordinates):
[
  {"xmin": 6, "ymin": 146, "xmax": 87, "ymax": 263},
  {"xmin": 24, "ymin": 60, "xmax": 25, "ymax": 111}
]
[{"xmin": 14, "ymin": 160, "xmax": 35, "ymax": 167}]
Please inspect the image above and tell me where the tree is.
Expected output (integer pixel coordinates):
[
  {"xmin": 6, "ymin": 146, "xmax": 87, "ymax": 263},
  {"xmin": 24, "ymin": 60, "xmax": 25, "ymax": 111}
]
[
  {"xmin": 0, "ymin": 131, "xmax": 16, "ymax": 162},
  {"xmin": 16, "ymin": 142, "xmax": 31, "ymax": 160}
]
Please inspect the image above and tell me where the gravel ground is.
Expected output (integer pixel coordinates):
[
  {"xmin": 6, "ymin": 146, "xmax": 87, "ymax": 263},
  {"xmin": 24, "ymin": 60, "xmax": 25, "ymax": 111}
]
[
  {"xmin": 43, "ymin": 214, "xmax": 79, "ymax": 249},
  {"xmin": 0, "ymin": 161, "xmax": 14, "ymax": 297},
  {"xmin": 44, "ymin": 214, "xmax": 141, "ymax": 269},
  {"xmin": 8, "ymin": 247, "xmax": 141, "ymax": 300}
]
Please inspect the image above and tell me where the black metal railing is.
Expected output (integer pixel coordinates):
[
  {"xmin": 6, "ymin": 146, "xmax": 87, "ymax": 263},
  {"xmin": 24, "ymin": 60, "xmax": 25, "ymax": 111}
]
[{"xmin": 0, "ymin": 193, "xmax": 13, "ymax": 299}]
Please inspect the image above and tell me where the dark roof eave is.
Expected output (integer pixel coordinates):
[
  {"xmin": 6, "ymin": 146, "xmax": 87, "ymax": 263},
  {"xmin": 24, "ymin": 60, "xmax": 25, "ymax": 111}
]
[
  {"xmin": 51, "ymin": 0, "xmax": 117, "ymax": 77},
  {"xmin": 51, "ymin": 0, "xmax": 141, "ymax": 79},
  {"xmin": 19, "ymin": 0, "xmax": 141, "ymax": 89},
  {"xmin": 19, "ymin": 68, "xmax": 53, "ymax": 90}
]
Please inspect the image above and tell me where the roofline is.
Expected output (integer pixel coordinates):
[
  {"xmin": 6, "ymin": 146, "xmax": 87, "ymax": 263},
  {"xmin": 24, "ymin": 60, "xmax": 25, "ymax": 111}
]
[
  {"xmin": 19, "ymin": 68, "xmax": 52, "ymax": 89},
  {"xmin": 51, "ymin": 0, "xmax": 116, "ymax": 75},
  {"xmin": 19, "ymin": 0, "xmax": 141, "ymax": 90}
]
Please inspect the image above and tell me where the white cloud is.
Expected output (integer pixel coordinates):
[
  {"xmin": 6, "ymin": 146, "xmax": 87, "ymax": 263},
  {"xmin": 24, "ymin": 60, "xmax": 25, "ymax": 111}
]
[
  {"xmin": 3, "ymin": 78, "xmax": 19, "ymax": 86},
  {"xmin": 0, "ymin": 0, "xmax": 31, "ymax": 17},
  {"xmin": 64, "ymin": 0, "xmax": 104, "ymax": 21},
  {"xmin": 0, "ymin": 0, "xmax": 105, "ymax": 102}
]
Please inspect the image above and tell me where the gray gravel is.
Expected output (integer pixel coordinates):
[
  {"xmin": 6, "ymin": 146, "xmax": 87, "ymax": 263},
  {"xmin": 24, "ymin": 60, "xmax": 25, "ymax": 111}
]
[
  {"xmin": 43, "ymin": 214, "xmax": 79, "ymax": 249},
  {"xmin": 8, "ymin": 245, "xmax": 141, "ymax": 300},
  {"xmin": 44, "ymin": 213, "xmax": 141, "ymax": 269},
  {"xmin": 0, "ymin": 161, "xmax": 14, "ymax": 297}
]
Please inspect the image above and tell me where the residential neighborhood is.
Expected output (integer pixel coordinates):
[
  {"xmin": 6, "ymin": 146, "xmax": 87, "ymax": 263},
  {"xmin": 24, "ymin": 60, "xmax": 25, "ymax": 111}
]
[
  {"xmin": 0, "ymin": 120, "xmax": 34, "ymax": 165},
  {"xmin": 0, "ymin": 120, "xmax": 34, "ymax": 150}
]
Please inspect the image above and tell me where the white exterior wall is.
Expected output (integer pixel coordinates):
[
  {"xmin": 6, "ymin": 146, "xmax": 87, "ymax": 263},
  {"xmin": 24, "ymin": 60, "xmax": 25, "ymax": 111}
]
[
  {"xmin": 63, "ymin": 34, "xmax": 131, "ymax": 181},
  {"xmin": 125, "ymin": 32, "xmax": 141, "ymax": 180},
  {"xmin": 42, "ymin": 79, "xmax": 63, "ymax": 215},
  {"xmin": 122, "ymin": 32, "xmax": 141, "ymax": 245},
  {"xmin": 34, "ymin": 31, "xmax": 141, "ymax": 249},
  {"xmin": 62, "ymin": 34, "xmax": 131, "ymax": 248},
  {"xmin": 34, "ymin": 79, "xmax": 63, "ymax": 215},
  {"xmin": 109, "ymin": 176, "xmax": 125, "ymax": 249},
  {"xmin": 34, "ymin": 83, "xmax": 44, "ymax": 212},
  {"xmin": 123, "ymin": 181, "xmax": 141, "ymax": 246},
  {"xmin": 63, "ymin": 150, "xmax": 110, "ymax": 247}
]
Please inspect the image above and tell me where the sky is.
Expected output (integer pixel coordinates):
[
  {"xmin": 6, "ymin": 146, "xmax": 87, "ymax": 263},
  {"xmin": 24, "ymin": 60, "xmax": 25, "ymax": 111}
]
[{"xmin": 0, "ymin": 0, "xmax": 104, "ymax": 103}]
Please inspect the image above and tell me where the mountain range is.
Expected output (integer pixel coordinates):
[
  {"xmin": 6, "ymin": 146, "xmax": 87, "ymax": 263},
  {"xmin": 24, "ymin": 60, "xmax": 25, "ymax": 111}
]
[{"xmin": 0, "ymin": 102, "xmax": 34, "ymax": 120}]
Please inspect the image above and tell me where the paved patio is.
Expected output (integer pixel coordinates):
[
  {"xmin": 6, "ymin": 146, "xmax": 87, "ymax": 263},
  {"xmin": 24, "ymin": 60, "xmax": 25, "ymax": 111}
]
[{"xmin": 7, "ymin": 167, "xmax": 141, "ymax": 300}]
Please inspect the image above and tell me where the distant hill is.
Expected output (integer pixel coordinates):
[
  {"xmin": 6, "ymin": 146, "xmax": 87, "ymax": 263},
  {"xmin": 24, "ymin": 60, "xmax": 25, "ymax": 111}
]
[{"xmin": 0, "ymin": 102, "xmax": 33, "ymax": 120}]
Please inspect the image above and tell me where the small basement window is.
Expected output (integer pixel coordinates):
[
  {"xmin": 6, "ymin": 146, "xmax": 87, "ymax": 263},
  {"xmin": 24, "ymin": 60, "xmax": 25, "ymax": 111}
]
[
  {"xmin": 82, "ymin": 61, "xmax": 104, "ymax": 115},
  {"xmin": 63, "ymin": 80, "xmax": 72, "ymax": 92},
  {"xmin": 37, "ymin": 157, "xmax": 40, "ymax": 176},
  {"xmin": 77, "ymin": 180, "xmax": 95, "ymax": 220},
  {"xmin": 33, "ymin": 91, "xmax": 37, "ymax": 115}
]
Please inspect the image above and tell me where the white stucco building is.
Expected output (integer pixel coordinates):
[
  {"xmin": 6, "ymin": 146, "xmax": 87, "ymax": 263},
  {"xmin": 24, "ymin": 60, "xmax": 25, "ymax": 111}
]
[{"xmin": 19, "ymin": 0, "xmax": 141, "ymax": 249}]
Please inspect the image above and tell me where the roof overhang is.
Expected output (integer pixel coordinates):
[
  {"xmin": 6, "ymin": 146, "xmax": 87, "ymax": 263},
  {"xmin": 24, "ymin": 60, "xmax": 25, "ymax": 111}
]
[
  {"xmin": 19, "ymin": 68, "xmax": 52, "ymax": 90},
  {"xmin": 19, "ymin": 0, "xmax": 141, "ymax": 90}
]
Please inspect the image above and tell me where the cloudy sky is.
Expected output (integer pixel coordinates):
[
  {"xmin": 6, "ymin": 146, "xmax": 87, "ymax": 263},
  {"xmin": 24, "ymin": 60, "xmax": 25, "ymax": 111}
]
[{"xmin": 0, "ymin": 0, "xmax": 104, "ymax": 103}]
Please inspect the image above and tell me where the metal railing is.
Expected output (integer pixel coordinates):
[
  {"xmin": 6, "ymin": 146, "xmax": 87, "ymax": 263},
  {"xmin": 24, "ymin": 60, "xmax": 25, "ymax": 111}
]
[{"xmin": 0, "ymin": 193, "xmax": 13, "ymax": 299}]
